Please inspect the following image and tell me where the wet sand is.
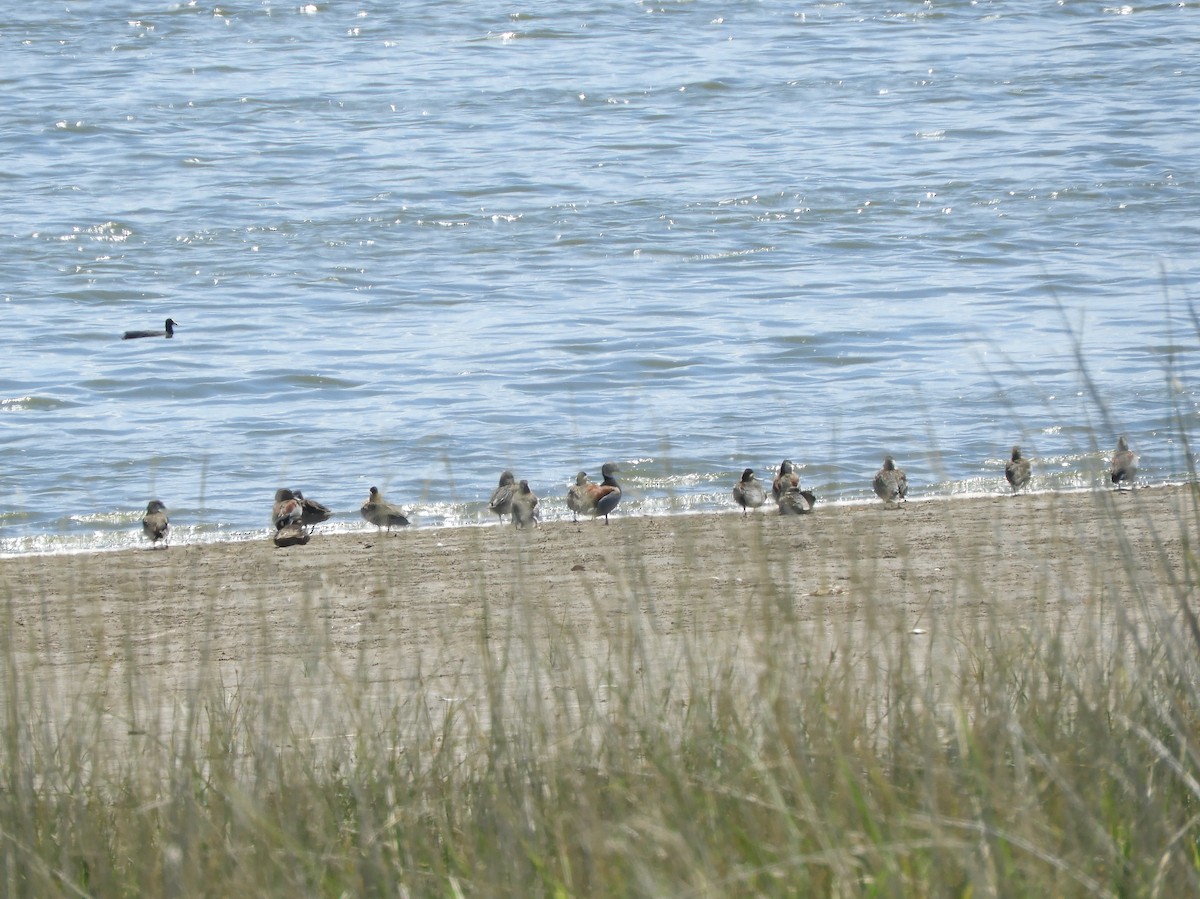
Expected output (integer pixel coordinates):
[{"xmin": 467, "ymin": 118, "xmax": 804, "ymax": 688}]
[{"xmin": 0, "ymin": 485, "xmax": 1192, "ymax": 746}]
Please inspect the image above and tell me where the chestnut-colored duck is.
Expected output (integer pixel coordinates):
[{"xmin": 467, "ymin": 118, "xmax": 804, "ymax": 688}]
[{"xmin": 583, "ymin": 462, "xmax": 621, "ymax": 523}]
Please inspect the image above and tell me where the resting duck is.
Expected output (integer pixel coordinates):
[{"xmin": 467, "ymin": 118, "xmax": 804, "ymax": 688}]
[
  {"xmin": 293, "ymin": 490, "xmax": 333, "ymax": 532},
  {"xmin": 272, "ymin": 489, "xmax": 304, "ymax": 531},
  {"xmin": 778, "ymin": 483, "xmax": 816, "ymax": 515},
  {"xmin": 772, "ymin": 460, "xmax": 800, "ymax": 503},
  {"xmin": 273, "ymin": 523, "xmax": 310, "ymax": 547}
]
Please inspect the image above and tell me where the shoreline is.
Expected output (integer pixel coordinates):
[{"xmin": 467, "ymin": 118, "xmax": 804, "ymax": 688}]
[
  {"xmin": 2, "ymin": 484, "xmax": 1187, "ymax": 606},
  {"xmin": 0, "ymin": 483, "xmax": 1191, "ymax": 748},
  {"xmin": 0, "ymin": 479, "xmax": 1181, "ymax": 561}
]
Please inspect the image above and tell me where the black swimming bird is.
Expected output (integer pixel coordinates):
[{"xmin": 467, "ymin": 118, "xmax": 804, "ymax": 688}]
[{"xmin": 123, "ymin": 318, "xmax": 178, "ymax": 340}]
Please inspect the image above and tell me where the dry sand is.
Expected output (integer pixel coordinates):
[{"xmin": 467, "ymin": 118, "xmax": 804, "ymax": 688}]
[{"xmin": 0, "ymin": 485, "xmax": 1193, "ymax": 749}]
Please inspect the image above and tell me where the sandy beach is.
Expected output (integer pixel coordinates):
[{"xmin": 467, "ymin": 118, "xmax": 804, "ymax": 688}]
[{"xmin": 1, "ymin": 485, "xmax": 1192, "ymax": 746}]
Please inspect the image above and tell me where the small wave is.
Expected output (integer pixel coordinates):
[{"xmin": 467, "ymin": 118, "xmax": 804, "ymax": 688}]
[
  {"xmin": 689, "ymin": 246, "xmax": 775, "ymax": 261},
  {"xmin": 1, "ymin": 395, "xmax": 75, "ymax": 412},
  {"xmin": 269, "ymin": 373, "xmax": 363, "ymax": 390},
  {"xmin": 0, "ymin": 525, "xmax": 263, "ymax": 559},
  {"xmin": 79, "ymin": 221, "xmax": 134, "ymax": 242}
]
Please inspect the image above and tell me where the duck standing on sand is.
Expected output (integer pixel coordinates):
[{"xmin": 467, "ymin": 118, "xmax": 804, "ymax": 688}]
[
  {"xmin": 361, "ymin": 486, "xmax": 410, "ymax": 533},
  {"xmin": 873, "ymin": 456, "xmax": 908, "ymax": 507},
  {"xmin": 772, "ymin": 460, "xmax": 800, "ymax": 503},
  {"xmin": 511, "ymin": 480, "xmax": 540, "ymax": 529},
  {"xmin": 273, "ymin": 523, "xmax": 309, "ymax": 547},
  {"xmin": 123, "ymin": 318, "xmax": 178, "ymax": 340},
  {"xmin": 1005, "ymin": 446, "xmax": 1032, "ymax": 494},
  {"xmin": 566, "ymin": 471, "xmax": 592, "ymax": 522},
  {"xmin": 141, "ymin": 500, "xmax": 169, "ymax": 548},
  {"xmin": 293, "ymin": 490, "xmax": 333, "ymax": 533},
  {"xmin": 272, "ymin": 489, "xmax": 304, "ymax": 530},
  {"xmin": 778, "ymin": 483, "xmax": 816, "ymax": 515},
  {"xmin": 583, "ymin": 462, "xmax": 622, "ymax": 523},
  {"xmin": 733, "ymin": 468, "xmax": 766, "ymax": 515},
  {"xmin": 271, "ymin": 488, "xmax": 309, "ymax": 546},
  {"xmin": 1111, "ymin": 436, "xmax": 1138, "ymax": 489},
  {"xmin": 489, "ymin": 470, "xmax": 516, "ymax": 522}
]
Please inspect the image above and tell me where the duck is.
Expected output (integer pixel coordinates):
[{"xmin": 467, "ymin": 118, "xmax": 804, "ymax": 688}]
[
  {"xmin": 732, "ymin": 468, "xmax": 767, "ymax": 515},
  {"xmin": 123, "ymin": 318, "xmax": 178, "ymax": 340},
  {"xmin": 566, "ymin": 471, "xmax": 592, "ymax": 522},
  {"xmin": 141, "ymin": 500, "xmax": 169, "ymax": 548},
  {"xmin": 873, "ymin": 456, "xmax": 908, "ymax": 507},
  {"xmin": 273, "ymin": 522, "xmax": 310, "ymax": 547},
  {"xmin": 272, "ymin": 488, "xmax": 304, "ymax": 531},
  {"xmin": 511, "ymin": 480, "xmax": 540, "ymax": 529},
  {"xmin": 583, "ymin": 462, "xmax": 622, "ymax": 523},
  {"xmin": 361, "ymin": 486, "xmax": 410, "ymax": 532},
  {"xmin": 1111, "ymin": 436, "xmax": 1138, "ymax": 489},
  {"xmin": 772, "ymin": 460, "xmax": 800, "ymax": 503},
  {"xmin": 778, "ymin": 483, "xmax": 816, "ymax": 515},
  {"xmin": 1005, "ymin": 445, "xmax": 1032, "ymax": 494},
  {"xmin": 488, "ymin": 470, "xmax": 516, "ymax": 522},
  {"xmin": 293, "ymin": 490, "xmax": 333, "ymax": 532}
]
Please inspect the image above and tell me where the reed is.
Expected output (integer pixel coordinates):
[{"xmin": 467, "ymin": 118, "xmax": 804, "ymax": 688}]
[{"xmin": 0, "ymin": 482, "xmax": 1198, "ymax": 896}]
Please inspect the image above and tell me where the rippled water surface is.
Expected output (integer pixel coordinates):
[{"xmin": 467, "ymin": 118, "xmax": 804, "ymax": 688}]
[{"xmin": 3, "ymin": 1, "xmax": 1199, "ymax": 553}]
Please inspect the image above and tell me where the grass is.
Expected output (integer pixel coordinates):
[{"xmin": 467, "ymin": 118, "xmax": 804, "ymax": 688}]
[{"xmin": 1, "ymin": 479, "xmax": 1200, "ymax": 897}]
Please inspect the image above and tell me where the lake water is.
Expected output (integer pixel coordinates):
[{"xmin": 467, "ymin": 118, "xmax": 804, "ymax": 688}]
[{"xmin": 3, "ymin": 0, "xmax": 1198, "ymax": 554}]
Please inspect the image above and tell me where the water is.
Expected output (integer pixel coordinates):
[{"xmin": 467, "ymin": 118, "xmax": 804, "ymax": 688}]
[{"xmin": 3, "ymin": 1, "xmax": 1199, "ymax": 554}]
